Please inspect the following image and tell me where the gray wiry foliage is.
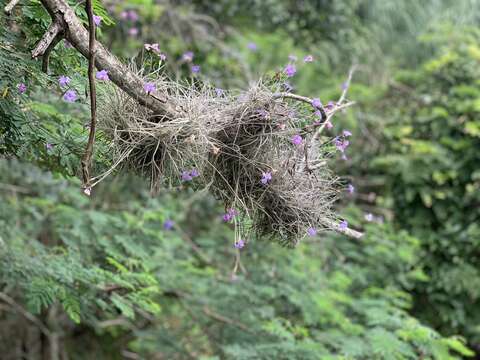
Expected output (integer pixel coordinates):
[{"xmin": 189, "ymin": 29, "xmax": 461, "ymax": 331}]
[{"xmin": 98, "ymin": 78, "xmax": 341, "ymax": 246}]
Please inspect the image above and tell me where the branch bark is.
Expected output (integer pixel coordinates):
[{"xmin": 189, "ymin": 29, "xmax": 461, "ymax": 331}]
[
  {"xmin": 4, "ymin": 0, "xmax": 21, "ymax": 14},
  {"xmin": 38, "ymin": 0, "xmax": 176, "ymax": 117},
  {"xmin": 31, "ymin": 18, "xmax": 64, "ymax": 59}
]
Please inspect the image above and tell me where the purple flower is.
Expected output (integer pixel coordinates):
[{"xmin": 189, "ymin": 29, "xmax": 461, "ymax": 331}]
[
  {"xmin": 341, "ymin": 154, "xmax": 348, "ymax": 161},
  {"xmin": 144, "ymin": 43, "xmax": 160, "ymax": 53},
  {"xmin": 307, "ymin": 227, "xmax": 317, "ymax": 237},
  {"xmin": 365, "ymin": 213, "xmax": 373, "ymax": 222},
  {"xmin": 343, "ymin": 130, "xmax": 352, "ymax": 137},
  {"xmin": 190, "ymin": 169, "xmax": 199, "ymax": 178},
  {"xmin": 45, "ymin": 143, "xmax": 54, "ymax": 151},
  {"xmin": 128, "ymin": 27, "xmax": 138, "ymax": 36},
  {"xmin": 334, "ymin": 137, "xmax": 349, "ymax": 152},
  {"xmin": 288, "ymin": 54, "xmax": 297, "ymax": 62},
  {"xmin": 182, "ymin": 51, "xmax": 194, "ymax": 62},
  {"xmin": 341, "ymin": 82, "xmax": 348, "ymax": 91},
  {"xmin": 96, "ymin": 70, "xmax": 109, "ymax": 81},
  {"xmin": 347, "ymin": 184, "xmax": 355, "ymax": 194},
  {"xmin": 83, "ymin": 186, "xmax": 91, "ymax": 196},
  {"xmin": 339, "ymin": 220, "xmax": 348, "ymax": 230},
  {"xmin": 304, "ymin": 55, "xmax": 313, "ymax": 63},
  {"xmin": 17, "ymin": 83, "xmax": 27, "ymax": 94},
  {"xmin": 222, "ymin": 208, "xmax": 237, "ymax": 222},
  {"xmin": 284, "ymin": 64, "xmax": 296, "ymax": 77},
  {"xmin": 120, "ymin": 10, "xmax": 128, "ymax": 19},
  {"xmin": 163, "ymin": 219, "xmax": 174, "ymax": 230},
  {"xmin": 93, "ymin": 15, "xmax": 102, "ymax": 26},
  {"xmin": 215, "ymin": 88, "xmax": 224, "ymax": 97},
  {"xmin": 58, "ymin": 75, "xmax": 70, "ymax": 87},
  {"xmin": 234, "ymin": 239, "xmax": 245, "ymax": 249},
  {"xmin": 63, "ymin": 89, "xmax": 77, "ymax": 102},
  {"xmin": 181, "ymin": 170, "xmax": 193, "ymax": 182},
  {"xmin": 261, "ymin": 171, "xmax": 272, "ymax": 185},
  {"xmin": 128, "ymin": 10, "xmax": 139, "ymax": 21},
  {"xmin": 325, "ymin": 101, "xmax": 335, "ymax": 110},
  {"xmin": 257, "ymin": 109, "xmax": 268, "ymax": 119},
  {"xmin": 291, "ymin": 134, "xmax": 303, "ymax": 146},
  {"xmin": 191, "ymin": 64, "xmax": 200, "ymax": 73},
  {"xmin": 144, "ymin": 82, "xmax": 156, "ymax": 94},
  {"xmin": 159, "ymin": 53, "xmax": 167, "ymax": 61},
  {"xmin": 247, "ymin": 42, "xmax": 257, "ymax": 51},
  {"xmin": 311, "ymin": 98, "xmax": 322, "ymax": 108}
]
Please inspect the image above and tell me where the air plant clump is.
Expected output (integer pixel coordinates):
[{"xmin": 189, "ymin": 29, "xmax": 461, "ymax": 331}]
[{"xmin": 98, "ymin": 72, "xmax": 354, "ymax": 246}]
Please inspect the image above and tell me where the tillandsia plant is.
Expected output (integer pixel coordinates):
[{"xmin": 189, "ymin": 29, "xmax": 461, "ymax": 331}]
[{"xmin": 4, "ymin": 0, "xmax": 361, "ymax": 247}]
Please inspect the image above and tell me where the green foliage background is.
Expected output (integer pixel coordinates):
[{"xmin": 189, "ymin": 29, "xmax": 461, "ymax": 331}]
[{"xmin": 1, "ymin": 0, "xmax": 480, "ymax": 359}]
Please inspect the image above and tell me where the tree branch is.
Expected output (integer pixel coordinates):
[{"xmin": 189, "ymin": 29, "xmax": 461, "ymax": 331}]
[
  {"xmin": 31, "ymin": 18, "xmax": 64, "ymax": 59},
  {"xmin": 272, "ymin": 92, "xmax": 326, "ymax": 121},
  {"xmin": 41, "ymin": 33, "xmax": 63, "ymax": 73},
  {"xmin": 81, "ymin": 0, "xmax": 97, "ymax": 191},
  {"xmin": 4, "ymin": 0, "xmax": 21, "ymax": 14},
  {"xmin": 38, "ymin": 0, "xmax": 176, "ymax": 117}
]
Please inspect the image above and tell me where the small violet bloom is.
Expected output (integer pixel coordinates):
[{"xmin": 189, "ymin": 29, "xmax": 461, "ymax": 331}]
[
  {"xmin": 222, "ymin": 208, "xmax": 237, "ymax": 222},
  {"xmin": 159, "ymin": 53, "xmax": 167, "ymax": 61},
  {"xmin": 181, "ymin": 171, "xmax": 193, "ymax": 182},
  {"xmin": 343, "ymin": 130, "xmax": 352, "ymax": 137},
  {"xmin": 83, "ymin": 186, "xmax": 91, "ymax": 196},
  {"xmin": 325, "ymin": 101, "xmax": 335, "ymax": 110},
  {"xmin": 341, "ymin": 153, "xmax": 348, "ymax": 161},
  {"xmin": 304, "ymin": 55, "xmax": 314, "ymax": 63},
  {"xmin": 347, "ymin": 183, "xmax": 355, "ymax": 194},
  {"xmin": 234, "ymin": 239, "xmax": 245, "ymax": 249},
  {"xmin": 190, "ymin": 169, "xmax": 200, "ymax": 178},
  {"xmin": 144, "ymin": 43, "xmax": 160, "ymax": 53},
  {"xmin": 284, "ymin": 64, "xmax": 296, "ymax": 77},
  {"xmin": 58, "ymin": 75, "xmax": 70, "ymax": 87},
  {"xmin": 261, "ymin": 171, "xmax": 272, "ymax": 185},
  {"xmin": 128, "ymin": 27, "xmax": 139, "ymax": 36},
  {"xmin": 63, "ymin": 89, "xmax": 77, "ymax": 103},
  {"xmin": 339, "ymin": 220, "xmax": 348, "ymax": 230},
  {"xmin": 365, "ymin": 213, "xmax": 373, "ymax": 222},
  {"xmin": 17, "ymin": 83, "xmax": 27, "ymax": 94},
  {"xmin": 291, "ymin": 134, "xmax": 303, "ymax": 146},
  {"xmin": 182, "ymin": 51, "xmax": 194, "ymax": 62},
  {"xmin": 93, "ymin": 15, "xmax": 102, "ymax": 26},
  {"xmin": 45, "ymin": 143, "xmax": 54, "ymax": 151},
  {"xmin": 127, "ymin": 10, "xmax": 139, "ymax": 22},
  {"xmin": 191, "ymin": 65, "xmax": 200, "ymax": 73},
  {"xmin": 307, "ymin": 227, "xmax": 317, "ymax": 237},
  {"xmin": 144, "ymin": 82, "xmax": 156, "ymax": 94},
  {"xmin": 247, "ymin": 42, "xmax": 257, "ymax": 51},
  {"xmin": 341, "ymin": 82, "xmax": 348, "ymax": 91},
  {"xmin": 215, "ymin": 88, "xmax": 224, "ymax": 97},
  {"xmin": 288, "ymin": 54, "xmax": 297, "ymax": 62},
  {"xmin": 311, "ymin": 98, "xmax": 322, "ymax": 108},
  {"xmin": 163, "ymin": 219, "xmax": 174, "ymax": 230},
  {"xmin": 334, "ymin": 137, "xmax": 349, "ymax": 153},
  {"xmin": 96, "ymin": 70, "xmax": 109, "ymax": 81},
  {"xmin": 325, "ymin": 120, "xmax": 333, "ymax": 129}
]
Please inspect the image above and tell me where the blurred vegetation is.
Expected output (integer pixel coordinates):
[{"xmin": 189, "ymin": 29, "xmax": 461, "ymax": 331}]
[{"xmin": 1, "ymin": 0, "xmax": 480, "ymax": 358}]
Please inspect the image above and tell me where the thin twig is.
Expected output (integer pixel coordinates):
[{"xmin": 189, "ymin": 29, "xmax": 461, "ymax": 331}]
[
  {"xmin": 0, "ymin": 292, "xmax": 52, "ymax": 337},
  {"xmin": 272, "ymin": 92, "xmax": 326, "ymax": 120},
  {"xmin": 324, "ymin": 219, "xmax": 363, "ymax": 239},
  {"xmin": 4, "ymin": 0, "xmax": 21, "ymax": 14},
  {"xmin": 42, "ymin": 34, "xmax": 63, "ymax": 73},
  {"xmin": 202, "ymin": 306, "xmax": 254, "ymax": 334},
  {"xmin": 31, "ymin": 19, "xmax": 64, "ymax": 59},
  {"xmin": 81, "ymin": 0, "xmax": 97, "ymax": 191}
]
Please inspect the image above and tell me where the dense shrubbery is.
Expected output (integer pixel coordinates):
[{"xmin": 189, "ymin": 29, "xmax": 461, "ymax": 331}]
[{"xmin": 366, "ymin": 27, "xmax": 480, "ymax": 347}]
